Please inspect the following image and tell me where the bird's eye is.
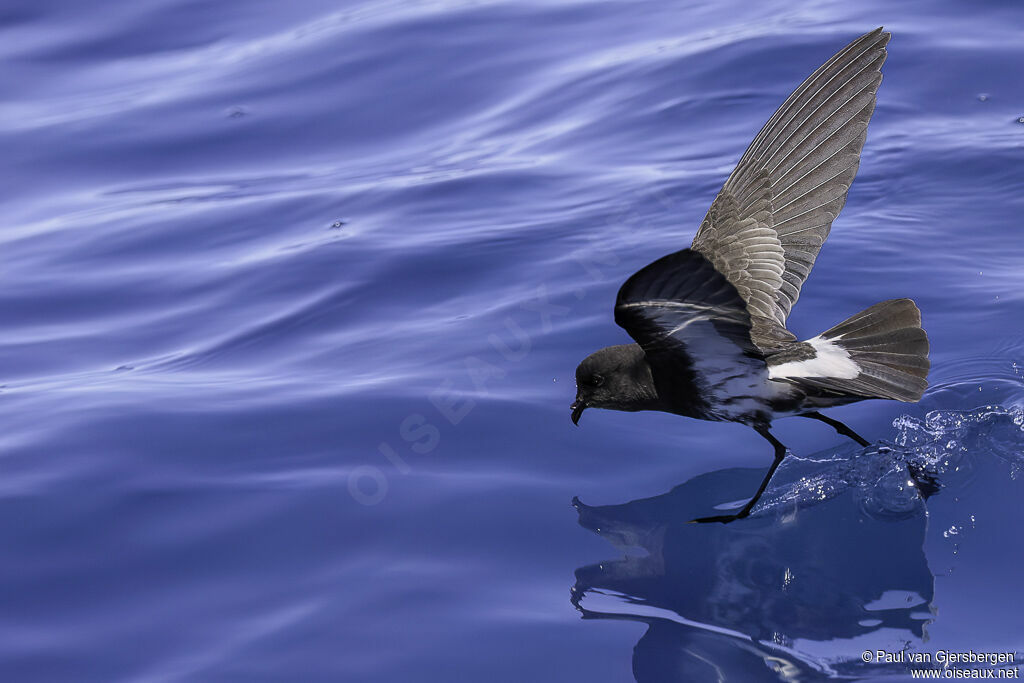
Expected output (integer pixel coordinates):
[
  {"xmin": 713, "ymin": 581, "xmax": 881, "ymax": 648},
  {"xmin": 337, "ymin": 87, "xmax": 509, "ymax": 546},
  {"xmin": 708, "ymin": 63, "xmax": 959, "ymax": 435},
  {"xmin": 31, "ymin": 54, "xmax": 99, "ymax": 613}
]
[{"xmin": 591, "ymin": 374, "xmax": 605, "ymax": 387}]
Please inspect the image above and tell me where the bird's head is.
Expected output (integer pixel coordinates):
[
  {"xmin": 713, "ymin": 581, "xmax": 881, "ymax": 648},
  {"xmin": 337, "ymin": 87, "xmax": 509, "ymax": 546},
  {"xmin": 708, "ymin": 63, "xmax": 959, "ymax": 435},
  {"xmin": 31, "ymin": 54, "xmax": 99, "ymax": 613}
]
[{"xmin": 571, "ymin": 344, "xmax": 657, "ymax": 424}]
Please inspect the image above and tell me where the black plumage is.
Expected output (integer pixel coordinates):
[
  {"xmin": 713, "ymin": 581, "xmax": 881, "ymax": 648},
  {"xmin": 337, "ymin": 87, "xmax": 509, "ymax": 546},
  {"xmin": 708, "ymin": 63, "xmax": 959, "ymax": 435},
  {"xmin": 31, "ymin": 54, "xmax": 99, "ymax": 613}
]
[{"xmin": 571, "ymin": 28, "xmax": 930, "ymax": 523}]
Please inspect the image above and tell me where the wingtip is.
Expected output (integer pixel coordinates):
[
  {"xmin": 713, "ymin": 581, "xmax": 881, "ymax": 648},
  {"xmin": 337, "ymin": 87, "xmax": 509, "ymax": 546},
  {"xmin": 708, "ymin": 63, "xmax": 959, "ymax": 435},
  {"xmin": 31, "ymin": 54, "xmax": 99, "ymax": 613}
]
[{"xmin": 854, "ymin": 26, "xmax": 889, "ymax": 47}]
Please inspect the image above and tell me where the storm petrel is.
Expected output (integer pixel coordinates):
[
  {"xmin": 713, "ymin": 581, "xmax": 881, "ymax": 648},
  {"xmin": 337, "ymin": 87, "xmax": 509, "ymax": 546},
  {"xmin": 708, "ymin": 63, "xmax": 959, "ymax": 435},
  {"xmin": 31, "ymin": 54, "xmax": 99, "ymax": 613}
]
[{"xmin": 570, "ymin": 28, "xmax": 929, "ymax": 523}]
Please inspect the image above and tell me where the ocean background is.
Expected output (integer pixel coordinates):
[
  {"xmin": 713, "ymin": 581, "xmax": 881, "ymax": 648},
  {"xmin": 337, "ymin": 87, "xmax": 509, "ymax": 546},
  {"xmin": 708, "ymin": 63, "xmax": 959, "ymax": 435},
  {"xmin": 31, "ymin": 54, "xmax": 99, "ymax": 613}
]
[{"xmin": 2, "ymin": 0, "xmax": 1023, "ymax": 681}]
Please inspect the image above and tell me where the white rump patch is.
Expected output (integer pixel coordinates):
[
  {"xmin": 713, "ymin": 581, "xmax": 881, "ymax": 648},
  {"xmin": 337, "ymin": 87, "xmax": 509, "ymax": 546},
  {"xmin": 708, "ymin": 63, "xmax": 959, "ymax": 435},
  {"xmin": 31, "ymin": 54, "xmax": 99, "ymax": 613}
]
[{"xmin": 768, "ymin": 335, "xmax": 860, "ymax": 380}]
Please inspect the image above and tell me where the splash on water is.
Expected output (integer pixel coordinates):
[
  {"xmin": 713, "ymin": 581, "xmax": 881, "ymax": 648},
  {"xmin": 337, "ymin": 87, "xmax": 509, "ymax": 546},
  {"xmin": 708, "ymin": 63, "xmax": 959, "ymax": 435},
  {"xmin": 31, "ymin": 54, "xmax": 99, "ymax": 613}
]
[{"xmin": 756, "ymin": 406, "xmax": 1024, "ymax": 519}]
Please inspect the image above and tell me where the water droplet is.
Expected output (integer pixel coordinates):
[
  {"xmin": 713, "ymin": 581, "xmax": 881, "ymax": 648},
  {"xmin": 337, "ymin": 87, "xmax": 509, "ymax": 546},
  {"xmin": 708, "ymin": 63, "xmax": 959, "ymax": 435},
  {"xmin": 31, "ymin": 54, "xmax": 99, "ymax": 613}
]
[{"xmin": 977, "ymin": 93, "xmax": 990, "ymax": 102}]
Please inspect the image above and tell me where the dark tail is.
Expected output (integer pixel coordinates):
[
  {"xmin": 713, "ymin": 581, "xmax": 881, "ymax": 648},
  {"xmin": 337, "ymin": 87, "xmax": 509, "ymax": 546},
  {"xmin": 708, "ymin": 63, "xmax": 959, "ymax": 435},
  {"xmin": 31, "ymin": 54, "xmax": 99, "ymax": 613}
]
[{"xmin": 799, "ymin": 299, "xmax": 929, "ymax": 402}]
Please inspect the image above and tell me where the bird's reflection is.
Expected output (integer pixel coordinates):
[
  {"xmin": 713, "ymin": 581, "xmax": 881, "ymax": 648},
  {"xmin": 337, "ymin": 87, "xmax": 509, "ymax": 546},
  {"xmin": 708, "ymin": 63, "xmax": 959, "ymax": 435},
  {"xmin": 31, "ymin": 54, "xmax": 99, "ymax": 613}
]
[{"xmin": 572, "ymin": 451, "xmax": 936, "ymax": 682}]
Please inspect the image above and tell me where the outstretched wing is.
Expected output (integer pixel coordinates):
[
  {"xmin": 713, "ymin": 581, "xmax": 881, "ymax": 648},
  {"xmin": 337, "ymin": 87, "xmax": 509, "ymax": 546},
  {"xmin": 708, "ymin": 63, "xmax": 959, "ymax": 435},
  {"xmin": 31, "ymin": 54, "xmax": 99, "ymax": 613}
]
[
  {"xmin": 615, "ymin": 249, "xmax": 767, "ymax": 411},
  {"xmin": 691, "ymin": 28, "xmax": 890, "ymax": 349}
]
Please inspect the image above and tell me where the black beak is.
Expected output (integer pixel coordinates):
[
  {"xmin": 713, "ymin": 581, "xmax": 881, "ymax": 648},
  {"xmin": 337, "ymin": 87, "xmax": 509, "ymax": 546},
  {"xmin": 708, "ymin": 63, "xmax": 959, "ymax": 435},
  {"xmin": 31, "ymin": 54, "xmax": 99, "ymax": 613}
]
[{"xmin": 571, "ymin": 400, "xmax": 586, "ymax": 425}]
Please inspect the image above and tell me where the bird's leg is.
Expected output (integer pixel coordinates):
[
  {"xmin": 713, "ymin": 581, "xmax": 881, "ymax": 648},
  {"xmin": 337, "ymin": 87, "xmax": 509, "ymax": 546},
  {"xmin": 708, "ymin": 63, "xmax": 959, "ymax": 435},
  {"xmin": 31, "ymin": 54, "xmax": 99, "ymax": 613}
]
[
  {"xmin": 691, "ymin": 426, "xmax": 788, "ymax": 524},
  {"xmin": 801, "ymin": 411, "xmax": 870, "ymax": 447}
]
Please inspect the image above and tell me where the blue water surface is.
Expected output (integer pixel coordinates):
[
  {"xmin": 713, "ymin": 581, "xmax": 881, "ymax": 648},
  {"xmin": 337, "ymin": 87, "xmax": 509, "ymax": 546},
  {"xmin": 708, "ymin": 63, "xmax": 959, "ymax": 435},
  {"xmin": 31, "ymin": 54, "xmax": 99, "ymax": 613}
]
[{"xmin": 2, "ymin": 1, "xmax": 1024, "ymax": 681}]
